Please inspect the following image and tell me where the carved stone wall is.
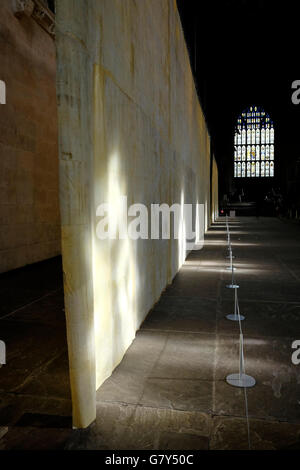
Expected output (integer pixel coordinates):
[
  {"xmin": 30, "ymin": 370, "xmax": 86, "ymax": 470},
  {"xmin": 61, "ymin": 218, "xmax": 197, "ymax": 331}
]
[
  {"xmin": 14, "ymin": 0, "xmax": 55, "ymax": 37},
  {"xmin": 0, "ymin": 0, "xmax": 60, "ymax": 272}
]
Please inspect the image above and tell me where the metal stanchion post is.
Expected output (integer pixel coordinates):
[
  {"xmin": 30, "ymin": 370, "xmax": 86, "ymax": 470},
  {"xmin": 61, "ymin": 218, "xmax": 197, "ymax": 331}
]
[
  {"xmin": 226, "ymin": 333, "xmax": 256, "ymax": 388},
  {"xmin": 226, "ymin": 298, "xmax": 255, "ymax": 388},
  {"xmin": 226, "ymin": 285, "xmax": 245, "ymax": 321},
  {"xmin": 226, "ymin": 258, "xmax": 239, "ymax": 289},
  {"xmin": 226, "ymin": 245, "xmax": 235, "ymax": 271}
]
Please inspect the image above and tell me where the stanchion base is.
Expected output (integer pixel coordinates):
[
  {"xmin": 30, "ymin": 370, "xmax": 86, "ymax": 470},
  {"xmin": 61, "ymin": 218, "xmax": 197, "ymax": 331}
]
[
  {"xmin": 226, "ymin": 314, "xmax": 245, "ymax": 321},
  {"xmin": 226, "ymin": 373, "xmax": 256, "ymax": 388},
  {"xmin": 226, "ymin": 284, "xmax": 239, "ymax": 289}
]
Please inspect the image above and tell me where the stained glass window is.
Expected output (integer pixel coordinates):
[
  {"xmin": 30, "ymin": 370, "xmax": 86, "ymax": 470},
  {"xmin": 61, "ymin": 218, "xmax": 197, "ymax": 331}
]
[
  {"xmin": 242, "ymin": 162, "xmax": 246, "ymax": 177},
  {"xmin": 234, "ymin": 106, "xmax": 274, "ymax": 178},
  {"xmin": 256, "ymin": 145, "xmax": 260, "ymax": 160},
  {"xmin": 242, "ymin": 128, "xmax": 246, "ymax": 145},
  {"xmin": 247, "ymin": 146, "xmax": 251, "ymax": 161},
  {"xmin": 256, "ymin": 128, "xmax": 260, "ymax": 144},
  {"xmin": 242, "ymin": 146, "xmax": 246, "ymax": 161}
]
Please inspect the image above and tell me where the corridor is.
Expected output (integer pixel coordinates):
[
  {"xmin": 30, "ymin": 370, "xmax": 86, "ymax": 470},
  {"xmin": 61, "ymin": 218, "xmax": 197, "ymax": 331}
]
[{"xmin": 67, "ymin": 217, "xmax": 300, "ymax": 450}]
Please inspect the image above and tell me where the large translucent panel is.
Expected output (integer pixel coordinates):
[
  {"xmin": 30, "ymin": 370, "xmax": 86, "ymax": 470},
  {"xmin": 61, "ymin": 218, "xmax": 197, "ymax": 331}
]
[
  {"xmin": 251, "ymin": 145, "xmax": 256, "ymax": 160},
  {"xmin": 247, "ymin": 162, "xmax": 251, "ymax": 177},
  {"xmin": 270, "ymin": 127, "xmax": 274, "ymax": 144},
  {"xmin": 270, "ymin": 144, "xmax": 274, "ymax": 160},
  {"xmin": 256, "ymin": 161, "xmax": 260, "ymax": 177},
  {"xmin": 266, "ymin": 145, "xmax": 270, "ymax": 160},
  {"xmin": 261, "ymin": 161, "xmax": 265, "ymax": 177},
  {"xmin": 265, "ymin": 161, "xmax": 270, "ymax": 177},
  {"xmin": 266, "ymin": 127, "xmax": 270, "ymax": 144},
  {"xmin": 234, "ymin": 162, "xmax": 237, "ymax": 177},
  {"xmin": 238, "ymin": 146, "xmax": 241, "ymax": 160},
  {"xmin": 251, "ymin": 162, "xmax": 255, "ymax": 177},
  {"xmin": 270, "ymin": 161, "xmax": 274, "ymax": 177},
  {"xmin": 261, "ymin": 145, "xmax": 265, "ymax": 160},
  {"xmin": 261, "ymin": 128, "xmax": 265, "ymax": 144}
]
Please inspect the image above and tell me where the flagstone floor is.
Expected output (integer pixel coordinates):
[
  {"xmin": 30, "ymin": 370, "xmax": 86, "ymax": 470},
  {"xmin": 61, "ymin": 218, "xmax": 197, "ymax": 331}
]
[
  {"xmin": 0, "ymin": 257, "xmax": 72, "ymax": 450},
  {"xmin": 1, "ymin": 218, "xmax": 300, "ymax": 450},
  {"xmin": 67, "ymin": 217, "xmax": 300, "ymax": 450}
]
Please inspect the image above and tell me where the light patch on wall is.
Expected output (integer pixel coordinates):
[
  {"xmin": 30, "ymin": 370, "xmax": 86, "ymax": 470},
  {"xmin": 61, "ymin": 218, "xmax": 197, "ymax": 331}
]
[
  {"xmin": 93, "ymin": 152, "xmax": 137, "ymax": 389},
  {"xmin": 0, "ymin": 80, "xmax": 6, "ymax": 104}
]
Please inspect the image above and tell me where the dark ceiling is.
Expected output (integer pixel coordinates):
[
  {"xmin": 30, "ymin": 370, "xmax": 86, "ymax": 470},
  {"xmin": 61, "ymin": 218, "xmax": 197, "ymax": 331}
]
[{"xmin": 176, "ymin": 0, "xmax": 300, "ymax": 195}]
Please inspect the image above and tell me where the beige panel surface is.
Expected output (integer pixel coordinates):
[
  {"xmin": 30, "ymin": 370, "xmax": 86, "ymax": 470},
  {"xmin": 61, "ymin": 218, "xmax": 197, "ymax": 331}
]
[{"xmin": 56, "ymin": 0, "xmax": 218, "ymax": 427}]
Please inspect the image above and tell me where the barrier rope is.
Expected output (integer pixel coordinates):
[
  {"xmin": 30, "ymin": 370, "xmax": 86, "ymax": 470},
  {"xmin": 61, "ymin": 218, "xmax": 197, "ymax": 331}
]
[{"xmin": 225, "ymin": 216, "xmax": 254, "ymax": 450}]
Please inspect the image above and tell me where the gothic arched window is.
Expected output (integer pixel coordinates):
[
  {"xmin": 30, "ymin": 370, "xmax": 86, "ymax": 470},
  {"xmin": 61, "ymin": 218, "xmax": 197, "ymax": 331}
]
[{"xmin": 234, "ymin": 106, "xmax": 274, "ymax": 178}]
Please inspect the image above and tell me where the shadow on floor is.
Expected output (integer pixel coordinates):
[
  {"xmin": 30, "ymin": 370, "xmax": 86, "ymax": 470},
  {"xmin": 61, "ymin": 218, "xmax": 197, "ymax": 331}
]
[{"xmin": 0, "ymin": 256, "xmax": 73, "ymax": 450}]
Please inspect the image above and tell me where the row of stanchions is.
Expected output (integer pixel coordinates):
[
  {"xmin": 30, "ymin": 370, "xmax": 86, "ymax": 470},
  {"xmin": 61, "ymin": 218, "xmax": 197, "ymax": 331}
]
[{"xmin": 224, "ymin": 215, "xmax": 256, "ymax": 389}]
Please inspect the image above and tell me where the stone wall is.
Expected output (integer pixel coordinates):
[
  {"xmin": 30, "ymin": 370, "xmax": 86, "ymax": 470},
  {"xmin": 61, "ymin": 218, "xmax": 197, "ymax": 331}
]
[
  {"xmin": 0, "ymin": 0, "xmax": 60, "ymax": 273},
  {"xmin": 56, "ymin": 0, "xmax": 217, "ymax": 427}
]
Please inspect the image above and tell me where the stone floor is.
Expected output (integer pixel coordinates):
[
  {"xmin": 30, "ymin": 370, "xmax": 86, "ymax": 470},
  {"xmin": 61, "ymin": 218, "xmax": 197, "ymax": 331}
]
[
  {"xmin": 67, "ymin": 217, "xmax": 300, "ymax": 450},
  {"xmin": 1, "ymin": 218, "xmax": 300, "ymax": 450},
  {"xmin": 0, "ymin": 257, "xmax": 72, "ymax": 450}
]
